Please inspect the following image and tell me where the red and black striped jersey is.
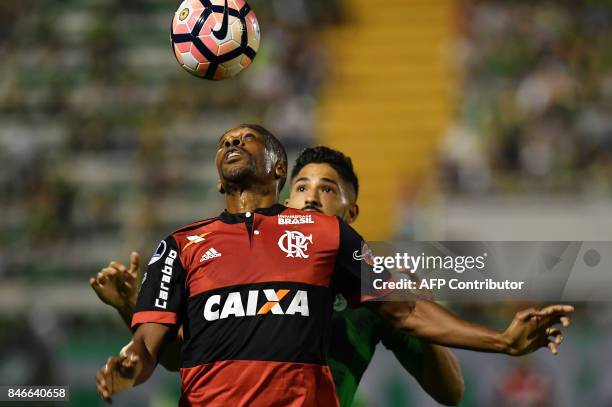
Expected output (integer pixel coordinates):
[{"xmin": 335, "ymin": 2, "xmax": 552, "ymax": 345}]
[{"xmin": 132, "ymin": 204, "xmax": 383, "ymax": 407}]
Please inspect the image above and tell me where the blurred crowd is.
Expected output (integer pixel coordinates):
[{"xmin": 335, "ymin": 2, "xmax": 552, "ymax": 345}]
[
  {"xmin": 0, "ymin": 0, "xmax": 339, "ymax": 280},
  {"xmin": 443, "ymin": 0, "xmax": 612, "ymax": 195},
  {"xmin": 0, "ymin": 1, "xmax": 339, "ymax": 404}
]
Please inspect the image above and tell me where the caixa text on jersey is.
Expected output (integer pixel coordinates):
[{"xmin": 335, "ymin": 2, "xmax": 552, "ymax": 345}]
[{"xmin": 203, "ymin": 289, "xmax": 309, "ymax": 321}]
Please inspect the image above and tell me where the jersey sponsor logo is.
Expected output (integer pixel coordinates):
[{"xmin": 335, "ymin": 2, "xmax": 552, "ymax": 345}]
[
  {"xmin": 200, "ymin": 247, "xmax": 222, "ymax": 262},
  {"xmin": 203, "ymin": 289, "xmax": 309, "ymax": 321},
  {"xmin": 184, "ymin": 232, "xmax": 211, "ymax": 250},
  {"xmin": 278, "ymin": 231, "xmax": 313, "ymax": 258},
  {"xmin": 277, "ymin": 214, "xmax": 314, "ymax": 225},
  {"xmin": 155, "ymin": 249, "xmax": 178, "ymax": 309},
  {"xmin": 148, "ymin": 240, "xmax": 167, "ymax": 265}
]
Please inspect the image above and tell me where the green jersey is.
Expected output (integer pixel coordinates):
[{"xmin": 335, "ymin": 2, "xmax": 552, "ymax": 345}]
[{"xmin": 328, "ymin": 294, "xmax": 425, "ymax": 407}]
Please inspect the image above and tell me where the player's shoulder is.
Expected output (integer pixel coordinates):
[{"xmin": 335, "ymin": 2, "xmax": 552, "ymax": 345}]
[
  {"xmin": 164, "ymin": 216, "xmax": 223, "ymax": 254},
  {"xmin": 170, "ymin": 216, "xmax": 221, "ymax": 240}
]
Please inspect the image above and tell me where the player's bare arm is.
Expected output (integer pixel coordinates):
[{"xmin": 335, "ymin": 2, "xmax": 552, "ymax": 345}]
[
  {"xmin": 389, "ymin": 272, "xmax": 464, "ymax": 404},
  {"xmin": 338, "ymin": 215, "xmax": 572, "ymax": 356},
  {"xmin": 379, "ymin": 269, "xmax": 463, "ymax": 404},
  {"xmin": 96, "ymin": 322, "xmax": 172, "ymax": 403},
  {"xmin": 374, "ymin": 299, "xmax": 573, "ymax": 356},
  {"xmin": 382, "ymin": 324, "xmax": 463, "ymax": 406},
  {"xmin": 419, "ymin": 343, "xmax": 463, "ymax": 406},
  {"xmin": 90, "ymin": 252, "xmax": 182, "ymax": 372}
]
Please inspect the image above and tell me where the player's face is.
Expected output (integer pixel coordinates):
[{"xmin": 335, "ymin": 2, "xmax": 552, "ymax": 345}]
[
  {"xmin": 215, "ymin": 127, "xmax": 269, "ymax": 186},
  {"xmin": 286, "ymin": 163, "xmax": 359, "ymax": 224}
]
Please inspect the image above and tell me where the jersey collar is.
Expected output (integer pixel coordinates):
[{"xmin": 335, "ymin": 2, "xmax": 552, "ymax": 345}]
[{"xmin": 218, "ymin": 203, "xmax": 287, "ymax": 224}]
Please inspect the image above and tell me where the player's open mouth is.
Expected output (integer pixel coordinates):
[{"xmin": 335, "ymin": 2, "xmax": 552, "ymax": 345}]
[{"xmin": 224, "ymin": 148, "xmax": 246, "ymax": 163}]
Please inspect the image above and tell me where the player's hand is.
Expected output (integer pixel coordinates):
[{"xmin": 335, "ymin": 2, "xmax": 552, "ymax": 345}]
[
  {"xmin": 502, "ymin": 304, "xmax": 574, "ymax": 356},
  {"xmin": 90, "ymin": 252, "xmax": 140, "ymax": 310},
  {"xmin": 96, "ymin": 353, "xmax": 142, "ymax": 404}
]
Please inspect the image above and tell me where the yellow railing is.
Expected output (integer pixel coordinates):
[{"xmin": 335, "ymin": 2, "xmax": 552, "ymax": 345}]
[{"xmin": 317, "ymin": 0, "xmax": 457, "ymax": 239}]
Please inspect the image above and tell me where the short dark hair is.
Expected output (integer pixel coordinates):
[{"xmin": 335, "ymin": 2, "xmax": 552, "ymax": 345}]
[
  {"xmin": 239, "ymin": 124, "xmax": 288, "ymax": 192},
  {"xmin": 290, "ymin": 146, "xmax": 359, "ymax": 198}
]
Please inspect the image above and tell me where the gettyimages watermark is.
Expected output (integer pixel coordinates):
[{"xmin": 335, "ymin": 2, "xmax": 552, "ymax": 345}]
[{"xmin": 358, "ymin": 242, "xmax": 611, "ymax": 302}]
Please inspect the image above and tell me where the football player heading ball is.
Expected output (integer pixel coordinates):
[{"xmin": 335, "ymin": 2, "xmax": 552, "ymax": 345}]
[
  {"xmin": 94, "ymin": 125, "xmax": 573, "ymax": 406},
  {"xmin": 92, "ymin": 145, "xmax": 465, "ymax": 406}
]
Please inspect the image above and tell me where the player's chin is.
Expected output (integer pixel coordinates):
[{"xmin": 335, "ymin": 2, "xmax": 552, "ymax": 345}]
[{"xmin": 222, "ymin": 162, "xmax": 254, "ymax": 181}]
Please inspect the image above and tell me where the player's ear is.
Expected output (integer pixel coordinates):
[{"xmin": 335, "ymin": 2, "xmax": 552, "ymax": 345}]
[
  {"xmin": 274, "ymin": 160, "xmax": 287, "ymax": 180},
  {"xmin": 217, "ymin": 180, "xmax": 225, "ymax": 194},
  {"xmin": 345, "ymin": 203, "xmax": 359, "ymax": 224}
]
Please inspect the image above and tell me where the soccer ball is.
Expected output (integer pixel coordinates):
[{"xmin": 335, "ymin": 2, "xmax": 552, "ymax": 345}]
[{"xmin": 171, "ymin": 0, "xmax": 260, "ymax": 80}]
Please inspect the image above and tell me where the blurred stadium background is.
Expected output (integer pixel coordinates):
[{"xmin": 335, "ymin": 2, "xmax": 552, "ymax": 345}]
[{"xmin": 1, "ymin": 0, "xmax": 612, "ymax": 406}]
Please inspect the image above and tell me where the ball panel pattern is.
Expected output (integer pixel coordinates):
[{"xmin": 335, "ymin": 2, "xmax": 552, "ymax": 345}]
[{"xmin": 171, "ymin": 0, "xmax": 259, "ymax": 80}]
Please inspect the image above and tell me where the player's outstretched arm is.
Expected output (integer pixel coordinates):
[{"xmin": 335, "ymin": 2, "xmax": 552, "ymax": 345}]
[
  {"xmin": 381, "ymin": 328, "xmax": 464, "ymax": 406},
  {"xmin": 336, "ymin": 220, "xmax": 573, "ymax": 356},
  {"xmin": 96, "ymin": 322, "xmax": 172, "ymax": 403},
  {"xmin": 90, "ymin": 252, "xmax": 182, "ymax": 372},
  {"xmin": 375, "ymin": 299, "xmax": 573, "ymax": 356}
]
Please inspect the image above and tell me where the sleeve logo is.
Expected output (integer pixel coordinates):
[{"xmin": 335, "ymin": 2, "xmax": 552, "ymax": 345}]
[
  {"xmin": 352, "ymin": 242, "xmax": 375, "ymax": 266},
  {"xmin": 148, "ymin": 240, "xmax": 167, "ymax": 265},
  {"xmin": 155, "ymin": 249, "xmax": 178, "ymax": 309}
]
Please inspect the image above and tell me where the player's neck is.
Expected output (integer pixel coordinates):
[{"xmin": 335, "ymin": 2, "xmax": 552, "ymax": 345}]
[{"xmin": 224, "ymin": 187, "xmax": 279, "ymax": 213}]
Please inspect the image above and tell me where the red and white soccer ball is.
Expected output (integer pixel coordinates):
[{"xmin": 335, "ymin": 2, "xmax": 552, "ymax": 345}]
[{"xmin": 171, "ymin": 0, "xmax": 260, "ymax": 80}]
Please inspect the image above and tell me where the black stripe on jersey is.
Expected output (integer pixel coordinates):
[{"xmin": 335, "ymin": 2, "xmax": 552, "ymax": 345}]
[
  {"xmin": 181, "ymin": 281, "xmax": 333, "ymax": 367},
  {"xmin": 134, "ymin": 236, "xmax": 187, "ymax": 318}
]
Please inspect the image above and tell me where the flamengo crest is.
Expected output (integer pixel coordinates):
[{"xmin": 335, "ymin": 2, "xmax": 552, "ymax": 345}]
[{"xmin": 278, "ymin": 230, "xmax": 313, "ymax": 258}]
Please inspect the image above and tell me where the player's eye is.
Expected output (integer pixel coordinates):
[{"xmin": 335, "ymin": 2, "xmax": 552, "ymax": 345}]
[
  {"xmin": 243, "ymin": 133, "xmax": 255, "ymax": 142},
  {"xmin": 296, "ymin": 185, "xmax": 307, "ymax": 192},
  {"xmin": 322, "ymin": 186, "xmax": 335, "ymax": 194}
]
